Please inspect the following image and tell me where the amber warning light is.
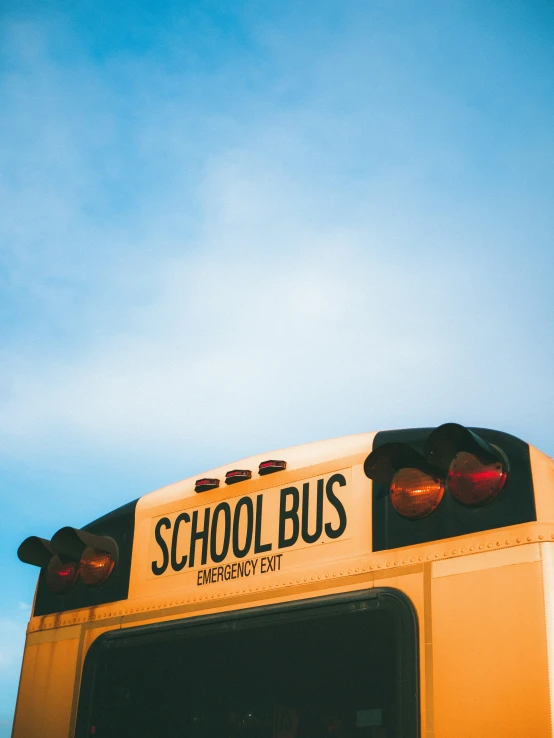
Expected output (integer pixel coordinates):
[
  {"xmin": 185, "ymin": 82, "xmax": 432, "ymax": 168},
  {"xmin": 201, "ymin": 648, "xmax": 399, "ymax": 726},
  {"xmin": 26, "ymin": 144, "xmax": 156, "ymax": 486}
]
[{"xmin": 390, "ymin": 468, "xmax": 444, "ymax": 519}]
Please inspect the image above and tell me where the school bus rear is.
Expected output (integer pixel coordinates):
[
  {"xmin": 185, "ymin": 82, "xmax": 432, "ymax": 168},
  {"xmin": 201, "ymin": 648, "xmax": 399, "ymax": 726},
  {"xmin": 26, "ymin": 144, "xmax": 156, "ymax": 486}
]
[{"xmin": 13, "ymin": 423, "xmax": 554, "ymax": 738}]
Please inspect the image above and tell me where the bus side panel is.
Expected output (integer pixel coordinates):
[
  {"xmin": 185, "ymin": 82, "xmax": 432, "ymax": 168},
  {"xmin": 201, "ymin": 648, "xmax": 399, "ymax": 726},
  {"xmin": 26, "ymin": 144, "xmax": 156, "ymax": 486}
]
[
  {"xmin": 12, "ymin": 627, "xmax": 81, "ymax": 738},
  {"xmin": 432, "ymin": 547, "xmax": 550, "ymax": 738}
]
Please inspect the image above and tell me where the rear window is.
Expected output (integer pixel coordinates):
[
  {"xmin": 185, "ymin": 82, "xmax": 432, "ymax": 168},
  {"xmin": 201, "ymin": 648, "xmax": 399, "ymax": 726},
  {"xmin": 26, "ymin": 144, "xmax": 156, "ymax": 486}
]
[{"xmin": 76, "ymin": 590, "xmax": 419, "ymax": 738}]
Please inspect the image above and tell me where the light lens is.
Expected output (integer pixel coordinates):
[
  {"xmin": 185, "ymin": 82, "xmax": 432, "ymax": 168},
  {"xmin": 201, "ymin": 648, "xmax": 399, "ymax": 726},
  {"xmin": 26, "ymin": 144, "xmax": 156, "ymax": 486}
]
[
  {"xmin": 259, "ymin": 460, "xmax": 287, "ymax": 475},
  {"xmin": 225, "ymin": 469, "xmax": 252, "ymax": 484},
  {"xmin": 390, "ymin": 468, "xmax": 445, "ymax": 519},
  {"xmin": 195, "ymin": 478, "xmax": 220, "ymax": 493},
  {"xmin": 46, "ymin": 555, "xmax": 79, "ymax": 594},
  {"xmin": 448, "ymin": 451, "xmax": 507, "ymax": 506},
  {"xmin": 79, "ymin": 546, "xmax": 115, "ymax": 587}
]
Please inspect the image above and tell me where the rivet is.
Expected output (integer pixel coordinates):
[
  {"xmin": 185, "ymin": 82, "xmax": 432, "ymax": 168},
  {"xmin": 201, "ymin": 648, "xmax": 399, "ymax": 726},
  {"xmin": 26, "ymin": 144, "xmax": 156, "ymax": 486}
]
[
  {"xmin": 469, "ymin": 546, "xmax": 474, "ymax": 552},
  {"xmin": 539, "ymin": 535, "xmax": 544, "ymax": 540},
  {"xmin": 377, "ymin": 564, "xmax": 382, "ymax": 569},
  {"xmin": 418, "ymin": 556, "xmax": 422, "ymax": 561},
  {"xmin": 370, "ymin": 565, "xmax": 374, "ymax": 570},
  {"xmin": 527, "ymin": 536, "xmax": 532, "ymax": 542},
  {"xmin": 487, "ymin": 543, "xmax": 492, "ymax": 548},
  {"xmin": 505, "ymin": 540, "xmax": 510, "ymax": 545},
  {"xmin": 394, "ymin": 560, "xmax": 399, "ymax": 566},
  {"xmin": 452, "ymin": 550, "xmax": 457, "ymax": 555},
  {"xmin": 363, "ymin": 566, "xmax": 367, "ymax": 571},
  {"xmin": 348, "ymin": 569, "xmax": 351, "ymax": 574},
  {"xmin": 410, "ymin": 558, "xmax": 415, "ymax": 563},
  {"xmin": 318, "ymin": 574, "xmax": 321, "ymax": 579},
  {"xmin": 340, "ymin": 571, "xmax": 344, "ymax": 575},
  {"xmin": 402, "ymin": 559, "xmax": 407, "ymax": 564},
  {"xmin": 355, "ymin": 568, "xmax": 359, "ymax": 573},
  {"xmin": 443, "ymin": 552, "xmax": 448, "ymax": 557},
  {"xmin": 325, "ymin": 573, "xmax": 329, "ymax": 578},
  {"xmin": 517, "ymin": 538, "xmax": 521, "ymax": 543},
  {"xmin": 386, "ymin": 562, "xmax": 391, "ymax": 568},
  {"xmin": 435, "ymin": 553, "xmax": 439, "ymax": 558},
  {"xmin": 479, "ymin": 545, "xmax": 484, "ymax": 550},
  {"xmin": 496, "ymin": 541, "xmax": 500, "ymax": 546},
  {"xmin": 426, "ymin": 555, "xmax": 431, "ymax": 560}
]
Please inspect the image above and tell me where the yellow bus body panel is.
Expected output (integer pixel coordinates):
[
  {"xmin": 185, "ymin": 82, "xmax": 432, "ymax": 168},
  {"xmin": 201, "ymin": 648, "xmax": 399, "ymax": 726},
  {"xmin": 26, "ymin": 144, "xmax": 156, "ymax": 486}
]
[
  {"xmin": 432, "ymin": 545, "xmax": 550, "ymax": 737},
  {"xmin": 13, "ymin": 625, "xmax": 81, "ymax": 738}
]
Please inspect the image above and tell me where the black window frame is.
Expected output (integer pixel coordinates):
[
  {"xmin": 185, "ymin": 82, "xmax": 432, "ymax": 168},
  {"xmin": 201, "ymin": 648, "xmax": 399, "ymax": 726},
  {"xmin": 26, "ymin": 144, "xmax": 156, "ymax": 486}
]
[{"xmin": 75, "ymin": 587, "xmax": 420, "ymax": 738}]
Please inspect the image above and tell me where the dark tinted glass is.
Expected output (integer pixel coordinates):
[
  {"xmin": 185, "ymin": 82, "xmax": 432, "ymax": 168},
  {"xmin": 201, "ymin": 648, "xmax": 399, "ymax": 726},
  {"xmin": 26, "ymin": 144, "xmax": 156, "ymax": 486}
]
[{"xmin": 80, "ymin": 595, "xmax": 418, "ymax": 738}]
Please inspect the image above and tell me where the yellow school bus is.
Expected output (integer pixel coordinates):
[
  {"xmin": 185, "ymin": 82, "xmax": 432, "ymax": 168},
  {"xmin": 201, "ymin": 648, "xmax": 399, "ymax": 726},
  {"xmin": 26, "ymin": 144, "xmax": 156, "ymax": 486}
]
[{"xmin": 13, "ymin": 422, "xmax": 554, "ymax": 738}]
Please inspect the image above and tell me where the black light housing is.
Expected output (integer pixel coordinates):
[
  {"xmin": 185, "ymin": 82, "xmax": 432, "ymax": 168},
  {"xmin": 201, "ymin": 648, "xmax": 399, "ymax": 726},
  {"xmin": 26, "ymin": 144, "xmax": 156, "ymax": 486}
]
[
  {"xmin": 364, "ymin": 442, "xmax": 439, "ymax": 485},
  {"xmin": 22, "ymin": 499, "xmax": 136, "ymax": 617},
  {"xmin": 17, "ymin": 536, "xmax": 54, "ymax": 568},
  {"xmin": 424, "ymin": 422, "xmax": 506, "ymax": 473},
  {"xmin": 51, "ymin": 527, "xmax": 118, "ymax": 564},
  {"xmin": 368, "ymin": 423, "xmax": 528, "ymax": 552}
]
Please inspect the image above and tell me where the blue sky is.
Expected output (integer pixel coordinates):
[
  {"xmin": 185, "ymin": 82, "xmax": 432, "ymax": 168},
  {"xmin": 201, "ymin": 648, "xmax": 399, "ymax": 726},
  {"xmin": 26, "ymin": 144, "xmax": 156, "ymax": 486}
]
[{"xmin": 1, "ymin": 0, "xmax": 553, "ymax": 731}]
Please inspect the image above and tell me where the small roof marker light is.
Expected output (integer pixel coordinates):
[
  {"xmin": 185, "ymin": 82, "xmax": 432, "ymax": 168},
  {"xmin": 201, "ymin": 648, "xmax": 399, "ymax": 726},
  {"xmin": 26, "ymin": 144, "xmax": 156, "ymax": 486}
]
[
  {"xmin": 259, "ymin": 460, "xmax": 287, "ymax": 476},
  {"xmin": 225, "ymin": 470, "xmax": 252, "ymax": 485},
  {"xmin": 195, "ymin": 478, "xmax": 220, "ymax": 493}
]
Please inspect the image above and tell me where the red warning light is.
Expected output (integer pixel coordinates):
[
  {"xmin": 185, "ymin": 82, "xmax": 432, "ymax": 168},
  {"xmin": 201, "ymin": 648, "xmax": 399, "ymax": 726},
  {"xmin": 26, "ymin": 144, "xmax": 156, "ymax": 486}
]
[
  {"xmin": 448, "ymin": 451, "xmax": 507, "ymax": 506},
  {"xmin": 46, "ymin": 555, "xmax": 79, "ymax": 594}
]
